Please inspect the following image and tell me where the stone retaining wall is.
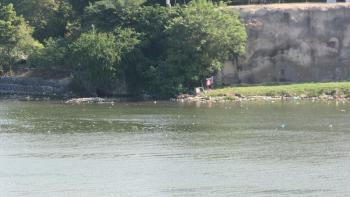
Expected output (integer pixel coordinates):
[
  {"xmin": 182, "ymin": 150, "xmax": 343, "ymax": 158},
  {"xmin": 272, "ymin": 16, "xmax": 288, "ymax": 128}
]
[
  {"xmin": 217, "ymin": 3, "xmax": 350, "ymax": 85},
  {"xmin": 0, "ymin": 77, "xmax": 70, "ymax": 98}
]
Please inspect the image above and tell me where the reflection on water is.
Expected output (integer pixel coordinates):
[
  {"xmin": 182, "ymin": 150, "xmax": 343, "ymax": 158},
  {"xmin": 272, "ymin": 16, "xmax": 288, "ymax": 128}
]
[{"xmin": 1, "ymin": 101, "xmax": 350, "ymax": 196}]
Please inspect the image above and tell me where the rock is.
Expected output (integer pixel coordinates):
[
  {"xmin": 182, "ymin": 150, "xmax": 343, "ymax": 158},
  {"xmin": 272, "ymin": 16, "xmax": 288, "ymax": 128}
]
[
  {"xmin": 65, "ymin": 97, "xmax": 105, "ymax": 104},
  {"xmin": 177, "ymin": 94, "xmax": 191, "ymax": 99}
]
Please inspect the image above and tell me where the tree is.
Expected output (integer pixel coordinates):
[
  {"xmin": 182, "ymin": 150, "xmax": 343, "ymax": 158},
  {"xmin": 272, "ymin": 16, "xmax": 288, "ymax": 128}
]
[
  {"xmin": 27, "ymin": 38, "xmax": 70, "ymax": 73},
  {"xmin": 1, "ymin": 0, "xmax": 247, "ymax": 98},
  {"xmin": 68, "ymin": 0, "xmax": 100, "ymax": 15},
  {"xmin": 114, "ymin": 5, "xmax": 178, "ymax": 95},
  {"xmin": 144, "ymin": 0, "xmax": 238, "ymax": 6},
  {"xmin": 82, "ymin": 0, "xmax": 145, "ymax": 31},
  {"xmin": 69, "ymin": 28, "xmax": 140, "ymax": 96},
  {"xmin": 2, "ymin": 0, "xmax": 74, "ymax": 41},
  {"xmin": 81, "ymin": 0, "xmax": 247, "ymax": 98},
  {"xmin": 0, "ymin": 3, "xmax": 42, "ymax": 75},
  {"xmin": 150, "ymin": 0, "xmax": 247, "ymax": 97}
]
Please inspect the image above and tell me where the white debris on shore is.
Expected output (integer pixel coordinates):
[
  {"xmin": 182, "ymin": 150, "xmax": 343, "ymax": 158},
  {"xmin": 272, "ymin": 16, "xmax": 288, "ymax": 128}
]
[
  {"xmin": 65, "ymin": 97, "xmax": 119, "ymax": 104},
  {"xmin": 173, "ymin": 94, "xmax": 349, "ymax": 103}
]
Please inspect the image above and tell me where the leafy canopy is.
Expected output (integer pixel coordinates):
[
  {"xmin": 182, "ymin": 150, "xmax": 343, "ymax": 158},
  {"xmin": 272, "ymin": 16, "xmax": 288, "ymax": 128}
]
[
  {"xmin": 69, "ymin": 28, "xmax": 140, "ymax": 96},
  {"xmin": 80, "ymin": 0, "xmax": 247, "ymax": 97},
  {"xmin": 3, "ymin": 0, "xmax": 247, "ymax": 98},
  {"xmin": 2, "ymin": 0, "xmax": 74, "ymax": 41},
  {"xmin": 146, "ymin": 0, "xmax": 247, "ymax": 97},
  {"xmin": 0, "ymin": 3, "xmax": 42, "ymax": 73},
  {"xmin": 27, "ymin": 38, "xmax": 69, "ymax": 71}
]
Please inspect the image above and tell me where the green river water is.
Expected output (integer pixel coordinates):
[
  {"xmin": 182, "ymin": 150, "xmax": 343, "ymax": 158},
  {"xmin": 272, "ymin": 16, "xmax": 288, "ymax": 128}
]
[{"xmin": 1, "ymin": 100, "xmax": 350, "ymax": 196}]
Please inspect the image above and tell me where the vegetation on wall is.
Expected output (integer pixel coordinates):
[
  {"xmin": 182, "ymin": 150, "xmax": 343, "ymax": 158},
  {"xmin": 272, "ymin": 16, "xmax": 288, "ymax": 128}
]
[{"xmin": 0, "ymin": 0, "xmax": 247, "ymax": 98}]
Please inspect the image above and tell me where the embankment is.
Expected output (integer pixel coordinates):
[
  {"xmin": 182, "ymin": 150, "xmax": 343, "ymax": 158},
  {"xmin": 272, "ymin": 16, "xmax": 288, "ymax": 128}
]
[
  {"xmin": 176, "ymin": 82, "xmax": 350, "ymax": 103},
  {"xmin": 217, "ymin": 3, "xmax": 350, "ymax": 85},
  {"xmin": 0, "ymin": 77, "xmax": 71, "ymax": 99}
]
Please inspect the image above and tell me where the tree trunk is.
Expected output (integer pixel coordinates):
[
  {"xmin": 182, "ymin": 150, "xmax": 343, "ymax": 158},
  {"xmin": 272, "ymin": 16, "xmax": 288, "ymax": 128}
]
[{"xmin": 166, "ymin": 0, "xmax": 171, "ymax": 7}]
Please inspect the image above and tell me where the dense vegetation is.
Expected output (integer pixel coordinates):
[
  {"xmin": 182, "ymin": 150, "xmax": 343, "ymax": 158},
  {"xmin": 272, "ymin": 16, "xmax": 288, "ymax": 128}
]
[
  {"xmin": 0, "ymin": 0, "xmax": 247, "ymax": 98},
  {"xmin": 0, "ymin": 3, "xmax": 42, "ymax": 75}
]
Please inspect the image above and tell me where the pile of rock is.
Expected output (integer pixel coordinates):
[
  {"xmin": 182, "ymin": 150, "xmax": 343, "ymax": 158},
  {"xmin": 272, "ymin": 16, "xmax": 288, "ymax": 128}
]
[{"xmin": 65, "ymin": 97, "xmax": 120, "ymax": 104}]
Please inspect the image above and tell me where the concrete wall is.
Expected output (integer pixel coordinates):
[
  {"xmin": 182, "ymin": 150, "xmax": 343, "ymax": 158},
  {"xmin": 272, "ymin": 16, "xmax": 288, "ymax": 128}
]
[
  {"xmin": 217, "ymin": 3, "xmax": 350, "ymax": 85},
  {"xmin": 0, "ymin": 77, "xmax": 70, "ymax": 98}
]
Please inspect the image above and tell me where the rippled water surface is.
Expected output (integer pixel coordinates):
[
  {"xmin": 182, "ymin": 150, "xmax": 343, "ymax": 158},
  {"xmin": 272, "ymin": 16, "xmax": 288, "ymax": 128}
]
[{"xmin": 1, "ymin": 101, "xmax": 350, "ymax": 196}]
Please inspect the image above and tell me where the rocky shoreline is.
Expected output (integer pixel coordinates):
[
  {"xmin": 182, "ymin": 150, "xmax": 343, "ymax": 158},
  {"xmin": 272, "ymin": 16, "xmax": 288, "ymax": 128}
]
[
  {"xmin": 64, "ymin": 94, "xmax": 350, "ymax": 104},
  {"xmin": 173, "ymin": 93, "xmax": 350, "ymax": 103},
  {"xmin": 65, "ymin": 97, "xmax": 125, "ymax": 104},
  {"xmin": 1, "ymin": 93, "xmax": 349, "ymax": 104},
  {"xmin": 0, "ymin": 95, "xmax": 348, "ymax": 105},
  {"xmin": 0, "ymin": 77, "xmax": 349, "ymax": 104}
]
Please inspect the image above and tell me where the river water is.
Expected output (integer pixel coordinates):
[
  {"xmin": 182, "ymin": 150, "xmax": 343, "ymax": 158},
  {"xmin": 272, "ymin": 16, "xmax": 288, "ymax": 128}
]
[{"xmin": 0, "ymin": 101, "xmax": 350, "ymax": 196}]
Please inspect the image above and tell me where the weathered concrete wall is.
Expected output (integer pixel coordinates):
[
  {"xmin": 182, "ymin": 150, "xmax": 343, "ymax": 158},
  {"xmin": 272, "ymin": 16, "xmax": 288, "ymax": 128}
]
[
  {"xmin": 0, "ymin": 75, "xmax": 129, "ymax": 98},
  {"xmin": 0, "ymin": 77, "xmax": 71, "ymax": 99},
  {"xmin": 217, "ymin": 3, "xmax": 350, "ymax": 85}
]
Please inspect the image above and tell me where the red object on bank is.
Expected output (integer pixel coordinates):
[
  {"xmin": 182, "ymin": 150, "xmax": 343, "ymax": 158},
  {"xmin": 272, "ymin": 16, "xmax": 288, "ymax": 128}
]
[{"xmin": 206, "ymin": 76, "xmax": 214, "ymax": 87}]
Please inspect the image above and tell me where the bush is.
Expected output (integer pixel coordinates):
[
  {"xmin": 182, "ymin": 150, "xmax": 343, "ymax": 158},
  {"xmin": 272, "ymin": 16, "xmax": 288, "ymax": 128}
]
[
  {"xmin": 6, "ymin": 0, "xmax": 247, "ymax": 98},
  {"xmin": 147, "ymin": 0, "xmax": 247, "ymax": 97},
  {"xmin": 69, "ymin": 28, "xmax": 140, "ymax": 96},
  {"xmin": 27, "ymin": 38, "xmax": 69, "ymax": 71},
  {"xmin": 0, "ymin": 3, "xmax": 42, "ymax": 75}
]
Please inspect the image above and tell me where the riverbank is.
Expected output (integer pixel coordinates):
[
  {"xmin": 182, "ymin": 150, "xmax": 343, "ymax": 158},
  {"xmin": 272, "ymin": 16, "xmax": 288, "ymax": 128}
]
[
  {"xmin": 0, "ymin": 77, "xmax": 72, "ymax": 100},
  {"xmin": 175, "ymin": 82, "xmax": 350, "ymax": 103},
  {"xmin": 2, "ymin": 79, "xmax": 350, "ymax": 104}
]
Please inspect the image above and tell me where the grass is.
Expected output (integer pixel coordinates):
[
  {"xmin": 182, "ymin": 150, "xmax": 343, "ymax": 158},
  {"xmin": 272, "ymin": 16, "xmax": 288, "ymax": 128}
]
[{"xmin": 206, "ymin": 82, "xmax": 350, "ymax": 98}]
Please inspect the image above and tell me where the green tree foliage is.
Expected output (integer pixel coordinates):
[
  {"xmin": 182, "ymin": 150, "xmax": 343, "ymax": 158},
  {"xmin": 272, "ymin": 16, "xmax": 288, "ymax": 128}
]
[
  {"xmin": 2, "ymin": 0, "xmax": 74, "ymax": 41},
  {"xmin": 81, "ymin": 0, "xmax": 246, "ymax": 97},
  {"xmin": 81, "ymin": 2, "xmax": 171, "ymax": 95},
  {"xmin": 69, "ymin": 28, "xmax": 140, "ymax": 96},
  {"xmin": 153, "ymin": 0, "xmax": 247, "ymax": 96},
  {"xmin": 115, "ymin": 6, "xmax": 178, "ymax": 95},
  {"xmin": 126, "ymin": 1, "xmax": 246, "ymax": 97},
  {"xmin": 1, "ymin": 0, "xmax": 247, "ymax": 98},
  {"xmin": 70, "ymin": 30, "xmax": 119, "ymax": 96},
  {"xmin": 0, "ymin": 3, "xmax": 42, "ymax": 74},
  {"xmin": 82, "ymin": 0, "xmax": 126, "ymax": 31},
  {"xmin": 27, "ymin": 38, "xmax": 69, "ymax": 72},
  {"xmin": 144, "ymin": 0, "xmax": 242, "ymax": 6},
  {"xmin": 82, "ymin": 0, "xmax": 145, "ymax": 31},
  {"xmin": 68, "ymin": 0, "xmax": 100, "ymax": 15}
]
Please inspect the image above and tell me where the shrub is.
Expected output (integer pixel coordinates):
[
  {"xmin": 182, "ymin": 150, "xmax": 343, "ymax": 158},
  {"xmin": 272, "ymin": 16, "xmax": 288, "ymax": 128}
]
[
  {"xmin": 27, "ymin": 38, "xmax": 69, "ymax": 71},
  {"xmin": 0, "ymin": 3, "xmax": 42, "ymax": 75},
  {"xmin": 69, "ymin": 28, "xmax": 140, "ymax": 96},
  {"xmin": 148, "ymin": 0, "xmax": 247, "ymax": 97}
]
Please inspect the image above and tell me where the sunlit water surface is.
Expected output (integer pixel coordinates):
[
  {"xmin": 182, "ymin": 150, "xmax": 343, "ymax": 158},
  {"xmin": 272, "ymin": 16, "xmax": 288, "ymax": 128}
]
[{"xmin": 1, "ymin": 101, "xmax": 350, "ymax": 196}]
